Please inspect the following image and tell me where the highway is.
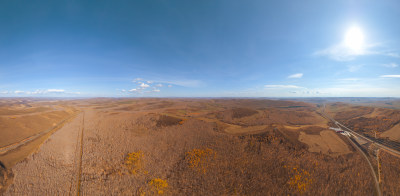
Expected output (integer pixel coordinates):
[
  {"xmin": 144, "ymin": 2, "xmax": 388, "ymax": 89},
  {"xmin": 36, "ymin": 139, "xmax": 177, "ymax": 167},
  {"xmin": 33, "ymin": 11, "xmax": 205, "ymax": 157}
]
[
  {"xmin": 318, "ymin": 110, "xmax": 383, "ymax": 196},
  {"xmin": 319, "ymin": 110, "xmax": 400, "ymax": 158},
  {"xmin": 342, "ymin": 130, "xmax": 382, "ymax": 196}
]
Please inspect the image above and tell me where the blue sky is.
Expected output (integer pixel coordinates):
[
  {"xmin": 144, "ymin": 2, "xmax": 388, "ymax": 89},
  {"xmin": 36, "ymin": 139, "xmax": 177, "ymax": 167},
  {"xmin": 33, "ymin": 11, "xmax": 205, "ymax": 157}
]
[{"xmin": 1, "ymin": 0, "xmax": 400, "ymax": 97}]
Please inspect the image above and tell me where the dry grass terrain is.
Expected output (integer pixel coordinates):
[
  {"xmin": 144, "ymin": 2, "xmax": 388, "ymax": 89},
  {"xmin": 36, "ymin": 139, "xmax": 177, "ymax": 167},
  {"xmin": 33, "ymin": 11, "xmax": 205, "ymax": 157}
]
[
  {"xmin": 0, "ymin": 99, "xmax": 77, "ymax": 147},
  {"xmin": 325, "ymin": 102, "xmax": 400, "ymax": 141},
  {"xmin": 3, "ymin": 98, "xmax": 400, "ymax": 195},
  {"xmin": 380, "ymin": 150, "xmax": 400, "ymax": 195},
  {"xmin": 0, "ymin": 99, "xmax": 79, "ymax": 194}
]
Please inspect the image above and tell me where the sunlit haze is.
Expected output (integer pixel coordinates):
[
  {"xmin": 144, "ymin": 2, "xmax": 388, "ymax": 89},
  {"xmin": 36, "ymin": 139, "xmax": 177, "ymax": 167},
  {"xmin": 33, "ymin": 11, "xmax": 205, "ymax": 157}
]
[
  {"xmin": 3, "ymin": 2, "xmax": 400, "ymax": 195},
  {"xmin": 1, "ymin": 1, "xmax": 400, "ymax": 97},
  {"xmin": 344, "ymin": 26, "xmax": 365, "ymax": 53}
]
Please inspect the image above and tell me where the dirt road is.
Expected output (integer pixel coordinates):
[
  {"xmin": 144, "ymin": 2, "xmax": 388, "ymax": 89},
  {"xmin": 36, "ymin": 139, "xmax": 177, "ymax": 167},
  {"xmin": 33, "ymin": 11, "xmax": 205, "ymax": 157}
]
[{"xmin": 5, "ymin": 112, "xmax": 84, "ymax": 195}]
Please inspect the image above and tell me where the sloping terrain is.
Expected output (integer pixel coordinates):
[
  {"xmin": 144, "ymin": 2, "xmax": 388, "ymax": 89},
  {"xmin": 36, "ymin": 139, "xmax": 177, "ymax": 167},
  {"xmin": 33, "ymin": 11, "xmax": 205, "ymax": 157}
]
[
  {"xmin": 0, "ymin": 110, "xmax": 73, "ymax": 147},
  {"xmin": 325, "ymin": 102, "xmax": 400, "ymax": 139},
  {"xmin": 381, "ymin": 124, "xmax": 400, "ymax": 141},
  {"xmin": 0, "ymin": 99, "xmax": 77, "ymax": 147},
  {"xmin": 5, "ymin": 112, "xmax": 84, "ymax": 195},
  {"xmin": 299, "ymin": 130, "xmax": 351, "ymax": 156},
  {"xmin": 3, "ymin": 99, "xmax": 396, "ymax": 195},
  {"xmin": 0, "ymin": 99, "xmax": 79, "ymax": 194}
]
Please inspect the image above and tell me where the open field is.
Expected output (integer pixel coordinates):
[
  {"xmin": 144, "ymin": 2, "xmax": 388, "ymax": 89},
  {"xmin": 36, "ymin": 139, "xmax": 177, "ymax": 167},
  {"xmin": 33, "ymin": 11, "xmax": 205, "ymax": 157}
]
[{"xmin": 2, "ymin": 98, "xmax": 400, "ymax": 195}]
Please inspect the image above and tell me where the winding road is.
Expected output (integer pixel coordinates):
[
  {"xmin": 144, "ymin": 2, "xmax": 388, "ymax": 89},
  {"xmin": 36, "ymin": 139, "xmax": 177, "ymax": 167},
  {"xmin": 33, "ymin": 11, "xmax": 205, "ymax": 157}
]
[{"xmin": 317, "ymin": 106, "xmax": 400, "ymax": 196}]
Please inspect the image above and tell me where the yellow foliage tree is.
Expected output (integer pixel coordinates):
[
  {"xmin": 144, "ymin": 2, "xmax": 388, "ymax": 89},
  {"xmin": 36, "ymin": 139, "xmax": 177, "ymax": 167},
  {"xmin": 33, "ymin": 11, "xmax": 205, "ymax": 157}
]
[
  {"xmin": 288, "ymin": 167, "xmax": 313, "ymax": 194},
  {"xmin": 125, "ymin": 151, "xmax": 144, "ymax": 174},
  {"xmin": 185, "ymin": 148, "xmax": 216, "ymax": 174},
  {"xmin": 148, "ymin": 178, "xmax": 168, "ymax": 195}
]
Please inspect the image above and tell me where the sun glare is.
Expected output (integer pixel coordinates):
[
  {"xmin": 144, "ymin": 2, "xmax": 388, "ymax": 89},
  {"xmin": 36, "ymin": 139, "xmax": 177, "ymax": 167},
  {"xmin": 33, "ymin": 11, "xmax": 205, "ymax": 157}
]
[{"xmin": 344, "ymin": 26, "xmax": 365, "ymax": 52}]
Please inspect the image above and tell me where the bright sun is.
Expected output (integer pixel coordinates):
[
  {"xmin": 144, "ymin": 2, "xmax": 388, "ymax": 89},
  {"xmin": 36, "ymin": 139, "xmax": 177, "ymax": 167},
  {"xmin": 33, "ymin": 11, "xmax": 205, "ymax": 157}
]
[{"xmin": 344, "ymin": 26, "xmax": 365, "ymax": 52}]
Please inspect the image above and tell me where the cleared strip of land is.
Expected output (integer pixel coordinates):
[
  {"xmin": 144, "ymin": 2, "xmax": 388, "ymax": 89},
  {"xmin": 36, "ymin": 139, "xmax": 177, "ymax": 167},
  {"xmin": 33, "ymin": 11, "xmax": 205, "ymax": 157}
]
[
  {"xmin": 5, "ymin": 112, "xmax": 83, "ymax": 195},
  {"xmin": 0, "ymin": 115, "xmax": 77, "ymax": 155}
]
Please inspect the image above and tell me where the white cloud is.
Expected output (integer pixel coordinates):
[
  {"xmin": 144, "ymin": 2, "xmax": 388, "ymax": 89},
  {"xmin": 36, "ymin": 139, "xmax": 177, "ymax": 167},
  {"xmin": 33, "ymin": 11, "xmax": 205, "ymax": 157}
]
[
  {"xmin": 28, "ymin": 89, "xmax": 67, "ymax": 94},
  {"xmin": 150, "ymin": 79, "xmax": 202, "ymax": 87},
  {"xmin": 47, "ymin": 89, "xmax": 65, "ymax": 93},
  {"xmin": 176, "ymin": 80, "xmax": 201, "ymax": 87},
  {"xmin": 315, "ymin": 40, "xmax": 400, "ymax": 62},
  {"xmin": 152, "ymin": 89, "xmax": 160, "ymax": 92},
  {"xmin": 140, "ymin": 83, "xmax": 150, "ymax": 88},
  {"xmin": 279, "ymin": 82, "xmax": 399, "ymax": 97},
  {"xmin": 0, "ymin": 89, "xmax": 81, "ymax": 96},
  {"xmin": 129, "ymin": 88, "xmax": 137, "ymax": 92},
  {"xmin": 380, "ymin": 75, "xmax": 400, "ymax": 78},
  {"xmin": 314, "ymin": 43, "xmax": 372, "ymax": 61},
  {"xmin": 158, "ymin": 79, "xmax": 202, "ymax": 87},
  {"xmin": 313, "ymin": 26, "xmax": 390, "ymax": 61},
  {"xmin": 311, "ymin": 86, "xmax": 399, "ymax": 97},
  {"xmin": 382, "ymin": 63, "xmax": 398, "ymax": 68},
  {"xmin": 131, "ymin": 77, "xmax": 202, "ymax": 88},
  {"xmin": 155, "ymin": 84, "xmax": 163, "ymax": 87},
  {"xmin": 288, "ymin": 73, "xmax": 303, "ymax": 79},
  {"xmin": 121, "ymin": 89, "xmax": 126, "ymax": 92},
  {"xmin": 338, "ymin": 78, "xmax": 360, "ymax": 82},
  {"xmin": 386, "ymin": 53, "xmax": 400, "ymax": 58},
  {"xmin": 348, "ymin": 64, "xmax": 363, "ymax": 72},
  {"xmin": 31, "ymin": 90, "xmax": 45, "ymax": 94},
  {"xmin": 264, "ymin": 85, "xmax": 302, "ymax": 89}
]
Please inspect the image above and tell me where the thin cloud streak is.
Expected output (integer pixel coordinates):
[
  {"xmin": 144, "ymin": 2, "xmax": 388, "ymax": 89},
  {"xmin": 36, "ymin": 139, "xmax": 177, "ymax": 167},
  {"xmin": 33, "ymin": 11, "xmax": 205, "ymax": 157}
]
[
  {"xmin": 288, "ymin": 73, "xmax": 303, "ymax": 79},
  {"xmin": 132, "ymin": 77, "xmax": 203, "ymax": 88},
  {"xmin": 47, "ymin": 89, "xmax": 65, "ymax": 93},
  {"xmin": 264, "ymin": 85, "xmax": 302, "ymax": 89},
  {"xmin": 1, "ymin": 89, "xmax": 80, "ymax": 96},
  {"xmin": 382, "ymin": 63, "xmax": 398, "ymax": 68},
  {"xmin": 348, "ymin": 64, "xmax": 363, "ymax": 72},
  {"xmin": 338, "ymin": 78, "xmax": 360, "ymax": 81},
  {"xmin": 314, "ymin": 43, "xmax": 375, "ymax": 61},
  {"xmin": 380, "ymin": 75, "xmax": 400, "ymax": 78}
]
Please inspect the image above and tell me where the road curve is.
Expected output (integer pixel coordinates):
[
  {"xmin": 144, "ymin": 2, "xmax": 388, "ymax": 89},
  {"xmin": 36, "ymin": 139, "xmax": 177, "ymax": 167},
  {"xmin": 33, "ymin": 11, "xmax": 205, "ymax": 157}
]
[
  {"xmin": 343, "ymin": 132, "xmax": 382, "ymax": 196},
  {"xmin": 320, "ymin": 109, "xmax": 400, "ymax": 157},
  {"xmin": 317, "ymin": 109, "xmax": 382, "ymax": 196}
]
